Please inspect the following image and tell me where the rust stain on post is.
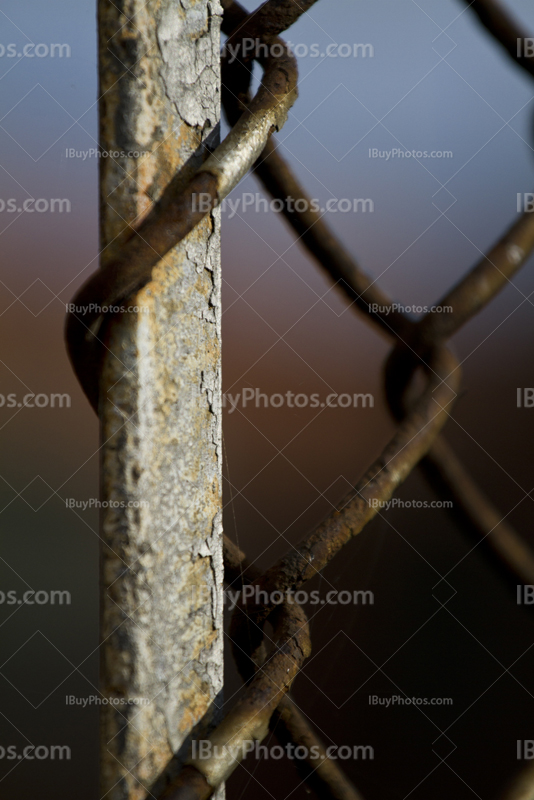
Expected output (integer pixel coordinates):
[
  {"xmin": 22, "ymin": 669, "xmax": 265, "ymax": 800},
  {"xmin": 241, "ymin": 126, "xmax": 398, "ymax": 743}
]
[{"xmin": 97, "ymin": 0, "xmax": 223, "ymax": 797}]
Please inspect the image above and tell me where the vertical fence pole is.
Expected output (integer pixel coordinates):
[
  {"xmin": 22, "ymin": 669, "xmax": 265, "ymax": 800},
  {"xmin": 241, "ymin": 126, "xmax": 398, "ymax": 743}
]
[{"xmin": 96, "ymin": 1, "xmax": 223, "ymax": 797}]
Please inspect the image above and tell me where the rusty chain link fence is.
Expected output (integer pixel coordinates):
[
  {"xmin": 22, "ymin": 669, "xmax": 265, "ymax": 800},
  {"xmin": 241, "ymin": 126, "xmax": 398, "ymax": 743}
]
[{"xmin": 65, "ymin": 0, "xmax": 534, "ymax": 797}]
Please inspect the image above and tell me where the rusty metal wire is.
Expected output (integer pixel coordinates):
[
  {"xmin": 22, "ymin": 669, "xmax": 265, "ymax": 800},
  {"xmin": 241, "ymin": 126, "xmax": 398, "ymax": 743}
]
[
  {"xmin": 500, "ymin": 760, "xmax": 534, "ymax": 800},
  {"xmin": 254, "ymin": 132, "xmax": 534, "ymax": 589},
  {"xmin": 65, "ymin": 0, "xmax": 300, "ymax": 410},
  {"xmin": 65, "ymin": 0, "xmax": 534, "ymax": 797},
  {"xmin": 223, "ymin": 536, "xmax": 364, "ymax": 800},
  {"xmin": 460, "ymin": 0, "xmax": 534, "ymax": 79}
]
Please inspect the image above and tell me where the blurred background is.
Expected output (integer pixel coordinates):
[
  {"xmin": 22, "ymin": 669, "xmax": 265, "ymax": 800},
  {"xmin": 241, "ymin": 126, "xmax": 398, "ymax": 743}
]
[{"xmin": 1, "ymin": 0, "xmax": 534, "ymax": 797}]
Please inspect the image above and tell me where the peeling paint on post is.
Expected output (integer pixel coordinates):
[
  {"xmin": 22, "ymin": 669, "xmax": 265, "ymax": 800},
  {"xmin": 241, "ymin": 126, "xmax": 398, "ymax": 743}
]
[{"xmin": 97, "ymin": 1, "xmax": 223, "ymax": 797}]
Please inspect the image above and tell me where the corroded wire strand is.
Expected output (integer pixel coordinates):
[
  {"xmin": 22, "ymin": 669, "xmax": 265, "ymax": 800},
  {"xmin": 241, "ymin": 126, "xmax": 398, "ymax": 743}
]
[
  {"xmin": 500, "ymin": 761, "xmax": 534, "ymax": 800},
  {"xmin": 220, "ymin": 1, "xmax": 414, "ymax": 342},
  {"xmin": 460, "ymin": 0, "xmax": 534, "ymax": 79},
  {"xmin": 253, "ymin": 139, "xmax": 415, "ymax": 340},
  {"xmin": 416, "ymin": 212, "xmax": 534, "ymax": 348},
  {"xmin": 384, "ymin": 209, "xmax": 534, "ymax": 418},
  {"xmin": 223, "ymin": 536, "xmax": 366, "ymax": 800},
  {"xmin": 66, "ymin": 2, "xmax": 299, "ymax": 411},
  {"xmin": 424, "ymin": 437, "xmax": 534, "ymax": 586},
  {"xmin": 242, "ymin": 114, "xmax": 534, "ymax": 591},
  {"xmin": 163, "ymin": 601, "xmax": 311, "ymax": 799},
  {"xmin": 270, "ymin": 696, "xmax": 367, "ymax": 800},
  {"xmin": 230, "ymin": 347, "xmax": 460, "ymax": 636},
  {"xmin": 224, "ymin": 0, "xmax": 320, "ymax": 44},
  {"xmin": 238, "ymin": 90, "xmax": 534, "ymax": 592}
]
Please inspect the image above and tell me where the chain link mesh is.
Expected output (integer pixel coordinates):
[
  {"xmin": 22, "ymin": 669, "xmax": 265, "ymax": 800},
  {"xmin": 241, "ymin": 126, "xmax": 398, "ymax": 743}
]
[{"xmin": 66, "ymin": 1, "xmax": 534, "ymax": 797}]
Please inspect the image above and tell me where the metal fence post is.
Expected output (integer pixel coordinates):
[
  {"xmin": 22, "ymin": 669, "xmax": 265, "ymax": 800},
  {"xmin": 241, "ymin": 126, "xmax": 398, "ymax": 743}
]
[{"xmin": 96, "ymin": 1, "xmax": 223, "ymax": 796}]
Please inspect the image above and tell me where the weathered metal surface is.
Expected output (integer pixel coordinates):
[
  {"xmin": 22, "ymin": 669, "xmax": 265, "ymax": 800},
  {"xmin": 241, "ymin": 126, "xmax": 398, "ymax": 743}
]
[
  {"xmin": 95, "ymin": 1, "xmax": 223, "ymax": 797},
  {"xmin": 186, "ymin": 602, "xmax": 311, "ymax": 790},
  {"xmin": 66, "ymin": 1, "xmax": 299, "ymax": 411}
]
